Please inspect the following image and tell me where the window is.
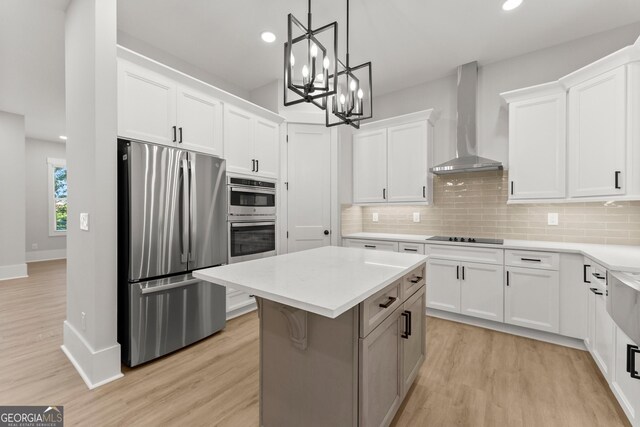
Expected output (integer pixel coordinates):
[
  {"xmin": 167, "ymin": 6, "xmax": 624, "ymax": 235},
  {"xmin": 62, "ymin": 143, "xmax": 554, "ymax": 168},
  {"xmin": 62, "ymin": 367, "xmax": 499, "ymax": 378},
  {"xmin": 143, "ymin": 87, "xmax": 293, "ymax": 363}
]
[{"xmin": 48, "ymin": 158, "xmax": 67, "ymax": 236}]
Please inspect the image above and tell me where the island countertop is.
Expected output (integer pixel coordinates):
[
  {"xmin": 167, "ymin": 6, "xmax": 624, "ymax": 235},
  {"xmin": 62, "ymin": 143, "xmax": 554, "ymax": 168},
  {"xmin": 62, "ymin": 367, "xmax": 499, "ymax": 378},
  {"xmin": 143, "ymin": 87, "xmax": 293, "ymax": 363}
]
[{"xmin": 193, "ymin": 245, "xmax": 427, "ymax": 318}]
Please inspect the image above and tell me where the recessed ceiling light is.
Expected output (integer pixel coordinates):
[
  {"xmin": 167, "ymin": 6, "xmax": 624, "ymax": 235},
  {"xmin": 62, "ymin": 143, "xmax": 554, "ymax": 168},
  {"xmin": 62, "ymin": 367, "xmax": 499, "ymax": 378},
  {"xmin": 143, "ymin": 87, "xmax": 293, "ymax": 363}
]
[
  {"xmin": 502, "ymin": 0, "xmax": 523, "ymax": 11},
  {"xmin": 261, "ymin": 31, "xmax": 276, "ymax": 43},
  {"xmin": 59, "ymin": 135, "xmax": 67, "ymax": 140}
]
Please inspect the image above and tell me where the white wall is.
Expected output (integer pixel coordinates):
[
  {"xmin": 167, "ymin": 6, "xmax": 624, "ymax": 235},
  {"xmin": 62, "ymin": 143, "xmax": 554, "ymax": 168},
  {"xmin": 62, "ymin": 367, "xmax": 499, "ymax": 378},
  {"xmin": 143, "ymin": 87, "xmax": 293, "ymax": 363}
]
[
  {"xmin": 373, "ymin": 22, "xmax": 640, "ymax": 167},
  {"xmin": 25, "ymin": 138, "xmax": 66, "ymax": 262},
  {"xmin": 62, "ymin": 0, "xmax": 122, "ymax": 389},
  {"xmin": 0, "ymin": 111, "xmax": 27, "ymax": 280}
]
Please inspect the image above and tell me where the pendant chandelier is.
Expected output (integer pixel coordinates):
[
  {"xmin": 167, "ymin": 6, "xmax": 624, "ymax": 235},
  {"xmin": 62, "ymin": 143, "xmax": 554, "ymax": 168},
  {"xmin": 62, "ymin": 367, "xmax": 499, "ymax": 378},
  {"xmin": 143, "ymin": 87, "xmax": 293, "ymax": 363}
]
[
  {"xmin": 326, "ymin": 0, "xmax": 373, "ymax": 129},
  {"xmin": 283, "ymin": 0, "xmax": 339, "ymax": 109}
]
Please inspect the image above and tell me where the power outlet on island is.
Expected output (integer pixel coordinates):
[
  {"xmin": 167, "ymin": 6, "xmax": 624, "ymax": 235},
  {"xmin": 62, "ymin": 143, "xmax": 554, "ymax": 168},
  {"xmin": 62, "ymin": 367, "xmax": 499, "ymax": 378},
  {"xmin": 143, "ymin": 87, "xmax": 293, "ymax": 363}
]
[
  {"xmin": 548, "ymin": 212, "xmax": 559, "ymax": 226},
  {"xmin": 372, "ymin": 213, "xmax": 379, "ymax": 222}
]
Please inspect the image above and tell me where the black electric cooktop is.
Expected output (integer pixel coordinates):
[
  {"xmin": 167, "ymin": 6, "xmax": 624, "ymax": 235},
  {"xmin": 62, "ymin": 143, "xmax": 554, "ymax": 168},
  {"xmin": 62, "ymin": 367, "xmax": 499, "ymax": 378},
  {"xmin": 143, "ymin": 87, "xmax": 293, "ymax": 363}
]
[{"xmin": 426, "ymin": 236, "xmax": 504, "ymax": 245}]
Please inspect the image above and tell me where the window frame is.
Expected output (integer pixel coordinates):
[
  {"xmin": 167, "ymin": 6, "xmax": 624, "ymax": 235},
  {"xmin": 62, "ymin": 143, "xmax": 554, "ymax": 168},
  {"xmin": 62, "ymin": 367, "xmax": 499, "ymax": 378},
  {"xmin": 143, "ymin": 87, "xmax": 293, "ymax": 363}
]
[{"xmin": 47, "ymin": 157, "xmax": 67, "ymax": 237}]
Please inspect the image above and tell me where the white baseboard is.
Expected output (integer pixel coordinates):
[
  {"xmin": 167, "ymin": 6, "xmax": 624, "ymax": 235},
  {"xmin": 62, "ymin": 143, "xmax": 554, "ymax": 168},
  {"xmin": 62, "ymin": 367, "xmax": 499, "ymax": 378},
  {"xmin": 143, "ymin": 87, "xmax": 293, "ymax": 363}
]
[
  {"xmin": 61, "ymin": 320, "xmax": 123, "ymax": 389},
  {"xmin": 426, "ymin": 308, "xmax": 587, "ymax": 351},
  {"xmin": 26, "ymin": 249, "xmax": 67, "ymax": 263},
  {"xmin": 0, "ymin": 263, "xmax": 28, "ymax": 281}
]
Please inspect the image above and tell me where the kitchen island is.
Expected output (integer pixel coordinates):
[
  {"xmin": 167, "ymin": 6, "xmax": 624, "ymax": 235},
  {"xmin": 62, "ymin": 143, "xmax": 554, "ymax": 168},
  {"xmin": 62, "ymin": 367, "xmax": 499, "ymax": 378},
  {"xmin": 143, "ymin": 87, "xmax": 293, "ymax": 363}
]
[{"xmin": 194, "ymin": 246, "xmax": 427, "ymax": 427}]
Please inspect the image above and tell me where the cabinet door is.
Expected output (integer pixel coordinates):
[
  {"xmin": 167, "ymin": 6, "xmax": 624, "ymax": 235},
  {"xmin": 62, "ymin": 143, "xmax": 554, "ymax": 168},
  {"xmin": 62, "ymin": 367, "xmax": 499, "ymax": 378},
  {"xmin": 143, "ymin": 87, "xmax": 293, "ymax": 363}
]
[
  {"xmin": 586, "ymin": 285, "xmax": 596, "ymax": 351},
  {"xmin": 568, "ymin": 67, "xmax": 627, "ymax": 197},
  {"xmin": 401, "ymin": 286, "xmax": 426, "ymax": 395},
  {"xmin": 508, "ymin": 93, "xmax": 566, "ymax": 199},
  {"xmin": 224, "ymin": 105, "xmax": 255, "ymax": 175},
  {"xmin": 461, "ymin": 262, "xmax": 504, "ymax": 322},
  {"xmin": 593, "ymin": 292, "xmax": 615, "ymax": 379},
  {"xmin": 118, "ymin": 59, "xmax": 176, "ymax": 146},
  {"xmin": 253, "ymin": 118, "xmax": 279, "ymax": 179},
  {"xmin": 387, "ymin": 121, "xmax": 428, "ymax": 202},
  {"xmin": 353, "ymin": 129, "xmax": 388, "ymax": 203},
  {"xmin": 505, "ymin": 267, "xmax": 559, "ymax": 333},
  {"xmin": 612, "ymin": 327, "xmax": 640, "ymax": 425},
  {"xmin": 359, "ymin": 307, "xmax": 402, "ymax": 427},
  {"xmin": 176, "ymin": 85, "xmax": 223, "ymax": 157},
  {"xmin": 426, "ymin": 259, "xmax": 460, "ymax": 313}
]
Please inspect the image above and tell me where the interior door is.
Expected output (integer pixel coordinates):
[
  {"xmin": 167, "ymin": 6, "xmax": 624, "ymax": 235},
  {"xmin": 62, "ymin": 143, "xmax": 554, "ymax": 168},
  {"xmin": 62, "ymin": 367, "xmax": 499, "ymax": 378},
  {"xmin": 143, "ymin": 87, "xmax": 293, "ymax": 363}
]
[
  {"xmin": 287, "ymin": 124, "xmax": 331, "ymax": 253},
  {"xmin": 126, "ymin": 141, "xmax": 188, "ymax": 280},
  {"xmin": 387, "ymin": 121, "xmax": 428, "ymax": 202},
  {"xmin": 176, "ymin": 85, "xmax": 223, "ymax": 157},
  {"xmin": 188, "ymin": 152, "xmax": 227, "ymax": 270}
]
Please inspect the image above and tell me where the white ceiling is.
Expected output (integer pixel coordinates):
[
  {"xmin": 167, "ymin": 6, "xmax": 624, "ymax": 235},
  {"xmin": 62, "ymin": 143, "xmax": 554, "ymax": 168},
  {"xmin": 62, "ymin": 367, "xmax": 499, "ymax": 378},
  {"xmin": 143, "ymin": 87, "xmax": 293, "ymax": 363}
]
[
  {"xmin": 118, "ymin": 0, "xmax": 640, "ymax": 96},
  {"xmin": 2, "ymin": 0, "xmax": 640, "ymax": 142}
]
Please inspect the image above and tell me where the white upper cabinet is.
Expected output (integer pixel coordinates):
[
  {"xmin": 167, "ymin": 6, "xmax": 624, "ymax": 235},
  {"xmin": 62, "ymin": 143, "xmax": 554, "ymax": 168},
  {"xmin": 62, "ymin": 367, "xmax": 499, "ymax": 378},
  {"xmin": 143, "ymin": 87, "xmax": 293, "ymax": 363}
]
[
  {"xmin": 353, "ymin": 110, "xmax": 434, "ymax": 205},
  {"xmin": 176, "ymin": 85, "xmax": 223, "ymax": 157},
  {"xmin": 503, "ymin": 83, "xmax": 566, "ymax": 200},
  {"xmin": 353, "ymin": 129, "xmax": 388, "ymax": 203},
  {"xmin": 568, "ymin": 67, "xmax": 627, "ymax": 198},
  {"xmin": 118, "ymin": 59, "xmax": 176, "ymax": 146},
  {"xmin": 387, "ymin": 121, "xmax": 429, "ymax": 202},
  {"xmin": 224, "ymin": 105, "xmax": 279, "ymax": 179}
]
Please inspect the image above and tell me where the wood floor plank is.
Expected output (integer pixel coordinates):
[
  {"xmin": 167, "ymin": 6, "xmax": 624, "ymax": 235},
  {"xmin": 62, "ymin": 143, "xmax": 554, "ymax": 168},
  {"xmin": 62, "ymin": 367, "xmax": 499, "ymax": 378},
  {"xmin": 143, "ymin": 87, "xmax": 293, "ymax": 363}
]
[{"xmin": 0, "ymin": 260, "xmax": 630, "ymax": 426}]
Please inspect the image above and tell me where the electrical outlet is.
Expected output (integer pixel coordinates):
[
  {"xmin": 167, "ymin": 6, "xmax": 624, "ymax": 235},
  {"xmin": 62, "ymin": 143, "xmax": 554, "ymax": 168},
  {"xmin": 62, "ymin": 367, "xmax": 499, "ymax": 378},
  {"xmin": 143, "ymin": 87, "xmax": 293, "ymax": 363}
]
[
  {"xmin": 413, "ymin": 212, "xmax": 420, "ymax": 223},
  {"xmin": 372, "ymin": 213, "xmax": 379, "ymax": 222},
  {"xmin": 548, "ymin": 212, "xmax": 559, "ymax": 226},
  {"xmin": 31, "ymin": 243, "xmax": 38, "ymax": 250},
  {"xmin": 80, "ymin": 213, "xmax": 90, "ymax": 231},
  {"xmin": 81, "ymin": 312, "xmax": 86, "ymax": 331}
]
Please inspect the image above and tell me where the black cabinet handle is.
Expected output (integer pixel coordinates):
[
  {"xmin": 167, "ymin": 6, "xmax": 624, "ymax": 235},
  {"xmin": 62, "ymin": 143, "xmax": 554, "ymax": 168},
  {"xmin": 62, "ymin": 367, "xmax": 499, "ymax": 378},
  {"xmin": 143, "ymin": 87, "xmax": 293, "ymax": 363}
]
[
  {"xmin": 462, "ymin": 266, "xmax": 465, "ymax": 280},
  {"xmin": 256, "ymin": 159, "xmax": 259, "ymax": 172},
  {"xmin": 511, "ymin": 181, "xmax": 514, "ymax": 195},
  {"xmin": 364, "ymin": 245, "xmax": 376, "ymax": 249},
  {"xmin": 178, "ymin": 127, "xmax": 183, "ymax": 143},
  {"xmin": 456, "ymin": 265, "xmax": 460, "ymax": 280},
  {"xmin": 521, "ymin": 258, "xmax": 541, "ymax": 263},
  {"xmin": 379, "ymin": 296, "xmax": 397, "ymax": 309},
  {"xmin": 251, "ymin": 159, "xmax": 255, "ymax": 172},
  {"xmin": 615, "ymin": 171, "xmax": 621, "ymax": 189},
  {"xmin": 172, "ymin": 126, "xmax": 177, "ymax": 142},
  {"xmin": 422, "ymin": 186, "xmax": 426, "ymax": 198},
  {"xmin": 627, "ymin": 344, "xmax": 640, "ymax": 379},
  {"xmin": 383, "ymin": 188, "xmax": 386, "ymax": 199},
  {"xmin": 404, "ymin": 248, "xmax": 418, "ymax": 252},
  {"xmin": 583, "ymin": 264, "xmax": 591, "ymax": 283},
  {"xmin": 409, "ymin": 276, "xmax": 423, "ymax": 283},
  {"xmin": 592, "ymin": 272, "xmax": 605, "ymax": 280},
  {"xmin": 589, "ymin": 287, "xmax": 603, "ymax": 296},
  {"xmin": 401, "ymin": 311, "xmax": 410, "ymax": 339},
  {"xmin": 506, "ymin": 271, "xmax": 510, "ymax": 286}
]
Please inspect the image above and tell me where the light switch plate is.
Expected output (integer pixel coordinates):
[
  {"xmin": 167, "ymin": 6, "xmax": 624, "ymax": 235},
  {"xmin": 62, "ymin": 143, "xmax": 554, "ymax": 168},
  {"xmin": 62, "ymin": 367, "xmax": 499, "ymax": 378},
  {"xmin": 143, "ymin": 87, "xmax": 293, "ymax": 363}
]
[
  {"xmin": 372, "ymin": 213, "xmax": 379, "ymax": 222},
  {"xmin": 80, "ymin": 213, "xmax": 90, "ymax": 231},
  {"xmin": 548, "ymin": 212, "xmax": 559, "ymax": 226},
  {"xmin": 413, "ymin": 212, "xmax": 420, "ymax": 223}
]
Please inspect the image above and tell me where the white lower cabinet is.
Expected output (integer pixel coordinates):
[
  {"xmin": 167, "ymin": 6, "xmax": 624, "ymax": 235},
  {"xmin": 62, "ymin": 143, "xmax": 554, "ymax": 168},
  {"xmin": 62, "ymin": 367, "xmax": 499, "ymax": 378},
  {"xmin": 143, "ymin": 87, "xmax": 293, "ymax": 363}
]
[
  {"xmin": 592, "ymin": 291, "xmax": 615, "ymax": 379},
  {"xmin": 505, "ymin": 266, "xmax": 560, "ymax": 333},
  {"xmin": 461, "ymin": 262, "xmax": 504, "ymax": 322},
  {"xmin": 426, "ymin": 259, "xmax": 461, "ymax": 313},
  {"xmin": 226, "ymin": 288, "xmax": 255, "ymax": 320},
  {"xmin": 612, "ymin": 327, "xmax": 640, "ymax": 425}
]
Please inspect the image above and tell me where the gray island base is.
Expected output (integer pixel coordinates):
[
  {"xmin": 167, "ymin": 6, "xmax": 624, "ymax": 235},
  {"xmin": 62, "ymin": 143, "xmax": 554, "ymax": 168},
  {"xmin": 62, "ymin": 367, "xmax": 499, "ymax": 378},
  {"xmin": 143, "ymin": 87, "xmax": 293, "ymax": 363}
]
[{"xmin": 193, "ymin": 246, "xmax": 427, "ymax": 427}]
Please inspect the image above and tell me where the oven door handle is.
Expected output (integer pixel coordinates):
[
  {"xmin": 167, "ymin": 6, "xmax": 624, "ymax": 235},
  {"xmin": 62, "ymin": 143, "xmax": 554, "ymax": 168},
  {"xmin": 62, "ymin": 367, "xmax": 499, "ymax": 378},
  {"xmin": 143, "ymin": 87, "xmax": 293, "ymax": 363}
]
[
  {"xmin": 229, "ymin": 186, "xmax": 276, "ymax": 195},
  {"xmin": 230, "ymin": 221, "xmax": 276, "ymax": 228}
]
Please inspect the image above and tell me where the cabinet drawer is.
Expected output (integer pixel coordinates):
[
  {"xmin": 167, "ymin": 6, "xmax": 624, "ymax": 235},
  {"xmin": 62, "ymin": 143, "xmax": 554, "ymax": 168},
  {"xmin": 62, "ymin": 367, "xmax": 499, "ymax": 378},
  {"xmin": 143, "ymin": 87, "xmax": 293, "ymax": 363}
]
[
  {"xmin": 399, "ymin": 242, "xmax": 425, "ymax": 254},
  {"xmin": 227, "ymin": 288, "xmax": 254, "ymax": 312},
  {"xmin": 425, "ymin": 244, "xmax": 503, "ymax": 265},
  {"xmin": 360, "ymin": 280, "xmax": 402, "ymax": 338},
  {"xmin": 345, "ymin": 239, "xmax": 399, "ymax": 252},
  {"xmin": 402, "ymin": 265, "xmax": 425, "ymax": 300},
  {"xmin": 505, "ymin": 250, "xmax": 559, "ymax": 270}
]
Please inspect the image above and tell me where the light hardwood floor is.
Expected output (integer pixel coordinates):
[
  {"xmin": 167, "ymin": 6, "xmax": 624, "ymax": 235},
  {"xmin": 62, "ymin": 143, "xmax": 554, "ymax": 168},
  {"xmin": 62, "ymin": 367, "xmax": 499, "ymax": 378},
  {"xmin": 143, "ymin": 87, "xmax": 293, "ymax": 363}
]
[{"xmin": 0, "ymin": 260, "xmax": 630, "ymax": 426}]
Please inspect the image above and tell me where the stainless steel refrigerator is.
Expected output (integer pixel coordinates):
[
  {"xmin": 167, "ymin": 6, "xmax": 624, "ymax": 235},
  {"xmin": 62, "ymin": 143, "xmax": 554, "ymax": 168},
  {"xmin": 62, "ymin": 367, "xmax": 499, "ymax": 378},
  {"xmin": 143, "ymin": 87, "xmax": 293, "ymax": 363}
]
[{"xmin": 118, "ymin": 138, "xmax": 227, "ymax": 367}]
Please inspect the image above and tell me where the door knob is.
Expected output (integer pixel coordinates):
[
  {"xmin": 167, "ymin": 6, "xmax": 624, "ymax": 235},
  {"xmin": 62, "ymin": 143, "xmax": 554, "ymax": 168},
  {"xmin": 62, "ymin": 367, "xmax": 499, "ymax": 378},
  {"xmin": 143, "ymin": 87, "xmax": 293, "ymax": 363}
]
[{"xmin": 324, "ymin": 230, "xmax": 330, "ymax": 235}]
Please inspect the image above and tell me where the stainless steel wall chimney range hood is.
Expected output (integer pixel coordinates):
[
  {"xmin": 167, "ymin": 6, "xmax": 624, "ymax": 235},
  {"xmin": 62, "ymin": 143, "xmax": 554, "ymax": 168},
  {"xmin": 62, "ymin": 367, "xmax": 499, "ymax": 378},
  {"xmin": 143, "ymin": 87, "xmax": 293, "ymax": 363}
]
[{"xmin": 430, "ymin": 61, "xmax": 503, "ymax": 175}]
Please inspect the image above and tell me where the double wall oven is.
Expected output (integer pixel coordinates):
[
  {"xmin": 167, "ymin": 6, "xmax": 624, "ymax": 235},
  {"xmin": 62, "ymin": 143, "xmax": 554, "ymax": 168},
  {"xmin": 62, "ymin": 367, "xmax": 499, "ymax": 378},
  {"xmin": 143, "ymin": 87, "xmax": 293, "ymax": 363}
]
[{"xmin": 228, "ymin": 177, "xmax": 277, "ymax": 263}]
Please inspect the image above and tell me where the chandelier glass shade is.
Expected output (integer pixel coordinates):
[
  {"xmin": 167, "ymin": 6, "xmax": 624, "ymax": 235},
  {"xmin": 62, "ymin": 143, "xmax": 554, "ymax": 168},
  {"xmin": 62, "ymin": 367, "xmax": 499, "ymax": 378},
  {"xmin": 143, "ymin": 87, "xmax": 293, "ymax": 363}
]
[{"xmin": 283, "ymin": 1, "xmax": 338, "ymax": 109}]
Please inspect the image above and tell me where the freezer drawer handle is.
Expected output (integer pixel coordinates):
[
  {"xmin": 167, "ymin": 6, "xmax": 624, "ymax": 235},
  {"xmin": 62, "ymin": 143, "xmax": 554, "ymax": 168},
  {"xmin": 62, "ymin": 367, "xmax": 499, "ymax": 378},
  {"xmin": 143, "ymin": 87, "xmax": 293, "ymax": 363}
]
[
  {"xmin": 627, "ymin": 344, "xmax": 640, "ymax": 380},
  {"xmin": 140, "ymin": 278, "xmax": 201, "ymax": 295},
  {"xmin": 379, "ymin": 296, "xmax": 397, "ymax": 309},
  {"xmin": 401, "ymin": 310, "xmax": 412, "ymax": 339},
  {"xmin": 521, "ymin": 258, "xmax": 541, "ymax": 263},
  {"xmin": 589, "ymin": 287, "xmax": 603, "ymax": 296},
  {"xmin": 583, "ymin": 264, "xmax": 591, "ymax": 283}
]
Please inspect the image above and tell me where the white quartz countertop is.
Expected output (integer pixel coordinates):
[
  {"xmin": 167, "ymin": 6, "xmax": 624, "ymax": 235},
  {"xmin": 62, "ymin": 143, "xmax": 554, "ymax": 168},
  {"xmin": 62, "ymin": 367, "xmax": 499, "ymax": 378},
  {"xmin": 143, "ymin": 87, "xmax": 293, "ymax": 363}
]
[
  {"xmin": 343, "ymin": 232, "xmax": 640, "ymax": 273},
  {"xmin": 193, "ymin": 246, "xmax": 427, "ymax": 318}
]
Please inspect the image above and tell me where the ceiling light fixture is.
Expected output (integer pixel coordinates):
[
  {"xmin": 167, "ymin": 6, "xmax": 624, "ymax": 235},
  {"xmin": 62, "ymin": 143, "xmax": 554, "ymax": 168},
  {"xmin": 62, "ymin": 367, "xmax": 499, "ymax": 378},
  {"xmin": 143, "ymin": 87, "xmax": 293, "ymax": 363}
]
[
  {"xmin": 502, "ymin": 0, "xmax": 523, "ymax": 11},
  {"xmin": 59, "ymin": 135, "xmax": 67, "ymax": 140},
  {"xmin": 325, "ymin": 0, "xmax": 373, "ymax": 129},
  {"xmin": 283, "ymin": 0, "xmax": 338, "ymax": 109},
  {"xmin": 261, "ymin": 31, "xmax": 276, "ymax": 43}
]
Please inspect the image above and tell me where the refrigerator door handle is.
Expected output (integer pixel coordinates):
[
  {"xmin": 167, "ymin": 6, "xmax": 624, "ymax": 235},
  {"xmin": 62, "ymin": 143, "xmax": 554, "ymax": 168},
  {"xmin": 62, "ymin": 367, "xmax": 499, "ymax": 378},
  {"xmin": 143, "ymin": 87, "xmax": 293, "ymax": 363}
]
[
  {"xmin": 180, "ymin": 158, "xmax": 190, "ymax": 264},
  {"xmin": 188, "ymin": 158, "xmax": 195, "ymax": 263},
  {"xmin": 140, "ymin": 277, "xmax": 201, "ymax": 295}
]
